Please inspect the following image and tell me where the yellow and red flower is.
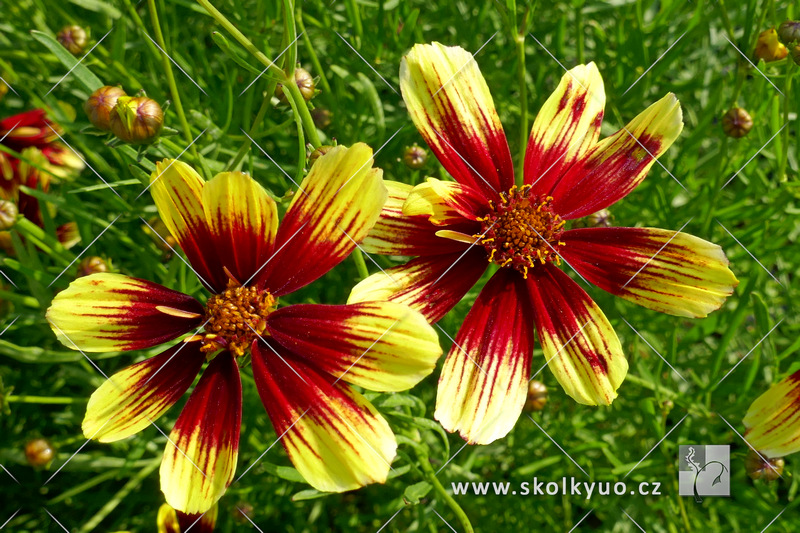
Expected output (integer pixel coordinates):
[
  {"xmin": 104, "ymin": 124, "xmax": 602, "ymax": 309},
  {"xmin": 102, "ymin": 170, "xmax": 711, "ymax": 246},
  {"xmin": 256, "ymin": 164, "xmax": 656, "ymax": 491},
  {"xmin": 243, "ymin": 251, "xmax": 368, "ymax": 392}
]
[
  {"xmin": 350, "ymin": 43, "xmax": 738, "ymax": 445},
  {"xmin": 47, "ymin": 144, "xmax": 442, "ymax": 513},
  {"xmin": 157, "ymin": 502, "xmax": 217, "ymax": 533},
  {"xmin": 744, "ymin": 369, "xmax": 800, "ymax": 459}
]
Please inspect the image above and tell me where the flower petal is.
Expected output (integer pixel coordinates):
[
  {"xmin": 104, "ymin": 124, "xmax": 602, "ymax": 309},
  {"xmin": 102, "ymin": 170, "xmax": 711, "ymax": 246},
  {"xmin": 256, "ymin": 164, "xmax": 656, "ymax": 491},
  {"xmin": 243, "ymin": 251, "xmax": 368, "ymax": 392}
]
[
  {"xmin": 348, "ymin": 249, "xmax": 488, "ymax": 323},
  {"xmin": 524, "ymin": 63, "xmax": 605, "ymax": 194},
  {"xmin": 150, "ymin": 160, "xmax": 227, "ymax": 292},
  {"xmin": 266, "ymin": 301, "xmax": 441, "ymax": 392},
  {"xmin": 252, "ymin": 342, "xmax": 396, "ymax": 492},
  {"xmin": 527, "ymin": 264, "xmax": 627, "ymax": 405},
  {"xmin": 435, "ymin": 269, "xmax": 534, "ymax": 444},
  {"xmin": 361, "ymin": 180, "xmax": 468, "ymax": 256},
  {"xmin": 83, "ymin": 342, "xmax": 205, "ymax": 443},
  {"xmin": 202, "ymin": 171, "xmax": 278, "ymax": 286},
  {"xmin": 160, "ymin": 351, "xmax": 241, "ymax": 514},
  {"xmin": 259, "ymin": 143, "xmax": 386, "ymax": 296},
  {"xmin": 551, "ymin": 93, "xmax": 683, "ymax": 219},
  {"xmin": 561, "ymin": 227, "xmax": 738, "ymax": 318},
  {"xmin": 47, "ymin": 273, "xmax": 204, "ymax": 352},
  {"xmin": 744, "ymin": 371, "xmax": 800, "ymax": 458},
  {"xmin": 403, "ymin": 178, "xmax": 488, "ymax": 225},
  {"xmin": 400, "ymin": 42, "xmax": 514, "ymax": 199}
]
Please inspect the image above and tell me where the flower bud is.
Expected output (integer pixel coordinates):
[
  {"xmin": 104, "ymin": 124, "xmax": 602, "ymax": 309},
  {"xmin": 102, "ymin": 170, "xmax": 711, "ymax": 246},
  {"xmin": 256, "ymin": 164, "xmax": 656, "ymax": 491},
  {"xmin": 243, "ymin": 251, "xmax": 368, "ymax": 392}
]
[
  {"xmin": 586, "ymin": 209, "xmax": 612, "ymax": 228},
  {"xmin": 25, "ymin": 438, "xmax": 55, "ymax": 467},
  {"xmin": 523, "ymin": 380, "xmax": 548, "ymax": 412},
  {"xmin": 110, "ymin": 96, "xmax": 164, "ymax": 144},
  {"xmin": 777, "ymin": 21, "xmax": 800, "ymax": 45},
  {"xmin": 57, "ymin": 25, "xmax": 88, "ymax": 55},
  {"xmin": 0, "ymin": 200, "xmax": 17, "ymax": 230},
  {"xmin": 77, "ymin": 256, "xmax": 110, "ymax": 277},
  {"xmin": 84, "ymin": 86, "xmax": 127, "ymax": 131},
  {"xmin": 722, "ymin": 107, "xmax": 753, "ymax": 138},
  {"xmin": 402, "ymin": 144, "xmax": 428, "ymax": 169},
  {"xmin": 754, "ymin": 28, "xmax": 788, "ymax": 62},
  {"xmin": 745, "ymin": 449, "xmax": 784, "ymax": 482},
  {"xmin": 792, "ymin": 45, "xmax": 800, "ymax": 66},
  {"xmin": 308, "ymin": 145, "xmax": 335, "ymax": 167},
  {"xmin": 276, "ymin": 67, "xmax": 317, "ymax": 102},
  {"xmin": 311, "ymin": 108, "xmax": 332, "ymax": 129}
]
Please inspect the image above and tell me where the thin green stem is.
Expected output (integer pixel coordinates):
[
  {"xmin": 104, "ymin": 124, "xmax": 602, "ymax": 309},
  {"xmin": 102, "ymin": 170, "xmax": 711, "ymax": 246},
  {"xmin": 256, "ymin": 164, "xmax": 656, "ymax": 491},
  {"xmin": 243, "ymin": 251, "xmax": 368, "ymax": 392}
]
[
  {"xmin": 778, "ymin": 60, "xmax": 794, "ymax": 182},
  {"xmin": 515, "ymin": 33, "xmax": 527, "ymax": 183},
  {"xmin": 416, "ymin": 446, "xmax": 475, "ymax": 533},
  {"xmin": 298, "ymin": 12, "xmax": 331, "ymax": 94},
  {"xmin": 351, "ymin": 248, "xmax": 369, "ymax": 280},
  {"xmin": 5, "ymin": 395, "xmax": 83, "ymax": 404}
]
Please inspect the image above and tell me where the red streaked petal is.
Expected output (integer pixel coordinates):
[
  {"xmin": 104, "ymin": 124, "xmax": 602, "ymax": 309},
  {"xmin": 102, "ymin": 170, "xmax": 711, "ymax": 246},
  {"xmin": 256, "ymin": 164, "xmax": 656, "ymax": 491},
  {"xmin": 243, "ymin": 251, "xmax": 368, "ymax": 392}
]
[
  {"xmin": 83, "ymin": 342, "xmax": 205, "ymax": 442},
  {"xmin": 435, "ymin": 269, "xmax": 534, "ymax": 445},
  {"xmin": 252, "ymin": 341, "xmax": 397, "ymax": 492},
  {"xmin": 527, "ymin": 264, "xmax": 627, "ymax": 405},
  {"xmin": 266, "ymin": 301, "xmax": 441, "ymax": 392},
  {"xmin": 561, "ymin": 227, "xmax": 738, "ymax": 318},
  {"xmin": 160, "ymin": 351, "xmax": 241, "ymax": 514},
  {"xmin": 202, "ymin": 171, "xmax": 278, "ymax": 286},
  {"xmin": 46, "ymin": 273, "xmax": 204, "ymax": 352},
  {"xmin": 400, "ymin": 42, "xmax": 514, "ymax": 199},
  {"xmin": 744, "ymin": 371, "xmax": 800, "ymax": 458},
  {"xmin": 551, "ymin": 93, "xmax": 683, "ymax": 219},
  {"xmin": 348, "ymin": 249, "xmax": 488, "ymax": 323},
  {"xmin": 402, "ymin": 178, "xmax": 488, "ymax": 225},
  {"xmin": 524, "ymin": 63, "xmax": 605, "ymax": 194}
]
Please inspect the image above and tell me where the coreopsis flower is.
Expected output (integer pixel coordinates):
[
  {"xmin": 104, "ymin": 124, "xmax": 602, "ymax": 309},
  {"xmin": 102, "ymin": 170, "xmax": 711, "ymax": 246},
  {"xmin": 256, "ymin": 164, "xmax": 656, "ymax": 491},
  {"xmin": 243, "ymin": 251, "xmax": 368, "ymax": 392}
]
[
  {"xmin": 47, "ymin": 144, "xmax": 441, "ymax": 513},
  {"xmin": 754, "ymin": 28, "xmax": 788, "ymax": 62},
  {"xmin": 158, "ymin": 502, "xmax": 217, "ymax": 533},
  {"xmin": 349, "ymin": 43, "xmax": 738, "ymax": 444},
  {"xmin": 743, "ymin": 370, "xmax": 800, "ymax": 459}
]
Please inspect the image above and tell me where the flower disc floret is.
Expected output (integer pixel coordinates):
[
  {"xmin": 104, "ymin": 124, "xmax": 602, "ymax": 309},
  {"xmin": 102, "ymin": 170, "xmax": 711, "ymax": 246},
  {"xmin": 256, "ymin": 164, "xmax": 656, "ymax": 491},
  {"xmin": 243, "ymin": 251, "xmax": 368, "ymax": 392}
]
[{"xmin": 203, "ymin": 282, "xmax": 275, "ymax": 356}]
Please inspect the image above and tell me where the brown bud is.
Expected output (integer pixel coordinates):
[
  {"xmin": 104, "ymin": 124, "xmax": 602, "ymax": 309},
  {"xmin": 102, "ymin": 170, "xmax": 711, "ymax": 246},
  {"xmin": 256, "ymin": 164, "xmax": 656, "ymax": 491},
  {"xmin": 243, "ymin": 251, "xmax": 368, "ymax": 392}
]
[
  {"xmin": 84, "ymin": 86, "xmax": 127, "ymax": 131},
  {"xmin": 402, "ymin": 144, "xmax": 428, "ymax": 169},
  {"xmin": 0, "ymin": 200, "xmax": 17, "ymax": 230},
  {"xmin": 309, "ymin": 145, "xmax": 335, "ymax": 167},
  {"xmin": 77, "ymin": 256, "xmax": 110, "ymax": 277},
  {"xmin": 110, "ymin": 96, "xmax": 164, "ymax": 144},
  {"xmin": 276, "ymin": 67, "xmax": 317, "ymax": 102},
  {"xmin": 777, "ymin": 21, "xmax": 800, "ymax": 45},
  {"xmin": 754, "ymin": 28, "xmax": 788, "ymax": 62},
  {"xmin": 311, "ymin": 108, "xmax": 332, "ymax": 129},
  {"xmin": 586, "ymin": 209, "xmax": 612, "ymax": 228},
  {"xmin": 745, "ymin": 449, "xmax": 784, "ymax": 481},
  {"xmin": 523, "ymin": 380, "xmax": 548, "ymax": 412},
  {"xmin": 57, "ymin": 25, "xmax": 88, "ymax": 55},
  {"xmin": 722, "ymin": 107, "xmax": 753, "ymax": 138},
  {"xmin": 25, "ymin": 438, "xmax": 55, "ymax": 467}
]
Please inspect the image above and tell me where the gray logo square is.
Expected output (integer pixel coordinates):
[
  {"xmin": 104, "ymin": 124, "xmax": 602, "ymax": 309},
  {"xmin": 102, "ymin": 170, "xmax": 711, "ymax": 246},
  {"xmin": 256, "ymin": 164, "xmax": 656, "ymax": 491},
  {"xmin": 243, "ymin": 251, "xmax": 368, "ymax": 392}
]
[{"xmin": 678, "ymin": 445, "xmax": 730, "ymax": 498}]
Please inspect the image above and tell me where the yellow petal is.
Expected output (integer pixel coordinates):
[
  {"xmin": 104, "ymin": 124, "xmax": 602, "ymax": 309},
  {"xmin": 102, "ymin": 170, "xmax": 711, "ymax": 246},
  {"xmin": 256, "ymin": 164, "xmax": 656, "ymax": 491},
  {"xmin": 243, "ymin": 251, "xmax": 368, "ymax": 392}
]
[{"xmin": 744, "ymin": 371, "xmax": 800, "ymax": 458}]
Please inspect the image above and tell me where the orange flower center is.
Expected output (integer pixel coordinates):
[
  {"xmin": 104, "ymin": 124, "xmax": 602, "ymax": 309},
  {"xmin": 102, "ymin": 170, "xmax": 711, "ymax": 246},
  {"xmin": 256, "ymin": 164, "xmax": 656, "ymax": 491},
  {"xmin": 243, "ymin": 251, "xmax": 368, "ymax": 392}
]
[
  {"xmin": 477, "ymin": 185, "xmax": 566, "ymax": 279},
  {"xmin": 202, "ymin": 282, "xmax": 275, "ymax": 357}
]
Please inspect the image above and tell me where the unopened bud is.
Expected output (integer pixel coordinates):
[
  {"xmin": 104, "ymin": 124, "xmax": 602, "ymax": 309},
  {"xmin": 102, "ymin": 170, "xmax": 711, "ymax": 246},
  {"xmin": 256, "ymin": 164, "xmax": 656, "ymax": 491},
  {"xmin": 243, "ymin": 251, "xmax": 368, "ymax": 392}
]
[
  {"xmin": 311, "ymin": 108, "xmax": 332, "ymax": 129},
  {"xmin": 25, "ymin": 438, "xmax": 55, "ymax": 467},
  {"xmin": 722, "ymin": 107, "xmax": 753, "ymax": 138},
  {"xmin": 0, "ymin": 200, "xmax": 17, "ymax": 230},
  {"xmin": 276, "ymin": 67, "xmax": 317, "ymax": 102},
  {"xmin": 745, "ymin": 450, "xmax": 784, "ymax": 482},
  {"xmin": 523, "ymin": 380, "xmax": 548, "ymax": 412},
  {"xmin": 402, "ymin": 144, "xmax": 428, "ymax": 169},
  {"xmin": 77, "ymin": 256, "xmax": 110, "ymax": 277},
  {"xmin": 777, "ymin": 21, "xmax": 800, "ymax": 45},
  {"xmin": 586, "ymin": 209, "xmax": 612, "ymax": 228},
  {"xmin": 57, "ymin": 25, "xmax": 88, "ymax": 55},
  {"xmin": 792, "ymin": 45, "xmax": 800, "ymax": 66},
  {"xmin": 110, "ymin": 96, "xmax": 164, "ymax": 144},
  {"xmin": 309, "ymin": 145, "xmax": 335, "ymax": 167},
  {"xmin": 85, "ymin": 86, "xmax": 127, "ymax": 131},
  {"xmin": 754, "ymin": 28, "xmax": 788, "ymax": 62}
]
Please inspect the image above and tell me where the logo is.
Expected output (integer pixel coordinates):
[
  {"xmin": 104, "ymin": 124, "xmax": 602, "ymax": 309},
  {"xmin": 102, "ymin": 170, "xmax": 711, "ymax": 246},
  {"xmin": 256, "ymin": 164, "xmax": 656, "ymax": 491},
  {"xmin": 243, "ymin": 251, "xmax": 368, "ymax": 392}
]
[{"xmin": 678, "ymin": 445, "xmax": 730, "ymax": 501}]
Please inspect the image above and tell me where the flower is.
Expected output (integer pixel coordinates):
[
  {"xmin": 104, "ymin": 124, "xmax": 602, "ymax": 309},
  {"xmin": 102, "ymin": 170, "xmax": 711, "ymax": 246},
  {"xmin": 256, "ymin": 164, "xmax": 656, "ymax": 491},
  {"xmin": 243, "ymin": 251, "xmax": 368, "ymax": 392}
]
[
  {"xmin": 754, "ymin": 28, "xmax": 788, "ymax": 62},
  {"xmin": 349, "ymin": 43, "xmax": 738, "ymax": 445},
  {"xmin": 743, "ymin": 369, "xmax": 800, "ymax": 459},
  {"xmin": 157, "ymin": 502, "xmax": 217, "ymax": 533},
  {"xmin": 47, "ymin": 143, "xmax": 442, "ymax": 513}
]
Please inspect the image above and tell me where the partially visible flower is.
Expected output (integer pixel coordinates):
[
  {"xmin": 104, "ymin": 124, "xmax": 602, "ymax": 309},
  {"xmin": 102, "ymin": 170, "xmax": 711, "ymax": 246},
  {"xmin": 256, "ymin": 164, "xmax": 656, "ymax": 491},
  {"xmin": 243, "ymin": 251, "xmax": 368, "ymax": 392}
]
[
  {"xmin": 403, "ymin": 144, "xmax": 428, "ymax": 169},
  {"xmin": 25, "ymin": 438, "xmax": 55, "ymax": 467},
  {"xmin": 722, "ymin": 107, "xmax": 753, "ymax": 138},
  {"xmin": 743, "ymin": 369, "xmax": 800, "ymax": 458},
  {"xmin": 523, "ymin": 380, "xmax": 547, "ymax": 412},
  {"xmin": 85, "ymin": 86, "xmax": 127, "ymax": 131},
  {"xmin": 47, "ymin": 144, "xmax": 442, "ymax": 514},
  {"xmin": 754, "ymin": 28, "xmax": 788, "ymax": 62},
  {"xmin": 57, "ymin": 25, "xmax": 88, "ymax": 55},
  {"xmin": 77, "ymin": 256, "xmax": 110, "ymax": 277},
  {"xmin": 745, "ymin": 450, "xmax": 784, "ymax": 482},
  {"xmin": 0, "ymin": 200, "xmax": 17, "ymax": 230},
  {"xmin": 350, "ymin": 43, "xmax": 738, "ymax": 445},
  {"xmin": 109, "ymin": 96, "xmax": 164, "ymax": 144},
  {"xmin": 158, "ymin": 502, "xmax": 217, "ymax": 533},
  {"xmin": 777, "ymin": 21, "xmax": 800, "ymax": 45}
]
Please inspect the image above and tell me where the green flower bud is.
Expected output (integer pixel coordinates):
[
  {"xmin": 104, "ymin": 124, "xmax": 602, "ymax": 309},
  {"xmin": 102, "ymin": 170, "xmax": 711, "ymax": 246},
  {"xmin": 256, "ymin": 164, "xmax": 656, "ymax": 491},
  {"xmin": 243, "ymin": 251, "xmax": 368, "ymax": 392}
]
[
  {"xmin": 110, "ymin": 96, "xmax": 164, "ymax": 144},
  {"xmin": 523, "ymin": 380, "xmax": 548, "ymax": 412},
  {"xmin": 0, "ymin": 200, "xmax": 17, "ymax": 231},
  {"xmin": 586, "ymin": 208, "xmax": 612, "ymax": 228},
  {"xmin": 722, "ymin": 107, "xmax": 753, "ymax": 138},
  {"xmin": 402, "ymin": 144, "xmax": 428, "ymax": 169},
  {"xmin": 777, "ymin": 21, "xmax": 800, "ymax": 45},
  {"xmin": 84, "ymin": 86, "xmax": 127, "ymax": 131},
  {"xmin": 276, "ymin": 67, "xmax": 317, "ymax": 102},
  {"xmin": 57, "ymin": 25, "xmax": 88, "ymax": 55},
  {"xmin": 745, "ymin": 450, "xmax": 784, "ymax": 482}
]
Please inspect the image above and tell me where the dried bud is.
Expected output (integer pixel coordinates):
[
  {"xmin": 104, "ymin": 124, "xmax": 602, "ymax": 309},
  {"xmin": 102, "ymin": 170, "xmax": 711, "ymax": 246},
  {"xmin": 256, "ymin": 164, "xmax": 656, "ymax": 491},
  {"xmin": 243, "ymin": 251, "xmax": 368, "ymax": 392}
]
[
  {"xmin": 84, "ymin": 86, "xmax": 127, "ymax": 131},
  {"xmin": 745, "ymin": 450, "xmax": 784, "ymax": 481},
  {"xmin": 754, "ymin": 28, "xmax": 788, "ymax": 62},
  {"xmin": 722, "ymin": 107, "xmax": 753, "ymax": 138},
  {"xmin": 110, "ymin": 96, "xmax": 164, "ymax": 144},
  {"xmin": 778, "ymin": 21, "xmax": 800, "ymax": 45},
  {"xmin": 523, "ymin": 380, "xmax": 548, "ymax": 412},
  {"xmin": 0, "ymin": 200, "xmax": 17, "ymax": 230},
  {"xmin": 57, "ymin": 25, "xmax": 88, "ymax": 55},
  {"xmin": 586, "ymin": 209, "xmax": 612, "ymax": 228},
  {"xmin": 276, "ymin": 67, "xmax": 316, "ymax": 102},
  {"xmin": 402, "ymin": 144, "xmax": 428, "ymax": 169},
  {"xmin": 311, "ymin": 108, "xmax": 332, "ymax": 129},
  {"xmin": 308, "ymin": 145, "xmax": 335, "ymax": 167},
  {"xmin": 25, "ymin": 438, "xmax": 55, "ymax": 467},
  {"xmin": 77, "ymin": 256, "xmax": 110, "ymax": 277}
]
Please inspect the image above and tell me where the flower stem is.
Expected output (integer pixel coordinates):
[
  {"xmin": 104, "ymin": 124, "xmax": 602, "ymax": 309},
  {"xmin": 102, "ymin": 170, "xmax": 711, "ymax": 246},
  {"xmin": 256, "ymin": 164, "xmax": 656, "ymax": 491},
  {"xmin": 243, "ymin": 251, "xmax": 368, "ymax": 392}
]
[
  {"xmin": 351, "ymin": 248, "xmax": 369, "ymax": 280},
  {"xmin": 5, "ymin": 395, "xmax": 83, "ymax": 404},
  {"xmin": 415, "ymin": 445, "xmax": 475, "ymax": 533},
  {"xmin": 777, "ymin": 59, "xmax": 794, "ymax": 182}
]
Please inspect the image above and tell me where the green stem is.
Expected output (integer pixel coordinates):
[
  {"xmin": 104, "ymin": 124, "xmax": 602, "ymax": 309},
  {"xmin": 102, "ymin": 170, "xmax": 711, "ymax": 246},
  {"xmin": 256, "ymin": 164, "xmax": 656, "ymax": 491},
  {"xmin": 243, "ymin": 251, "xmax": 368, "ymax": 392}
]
[
  {"xmin": 298, "ymin": 13, "xmax": 331, "ymax": 94},
  {"xmin": 416, "ymin": 446, "xmax": 475, "ymax": 533},
  {"xmin": 515, "ymin": 32, "xmax": 527, "ymax": 183},
  {"xmin": 777, "ymin": 60, "xmax": 793, "ymax": 182},
  {"xmin": 5, "ymin": 395, "xmax": 83, "ymax": 404},
  {"xmin": 229, "ymin": 79, "xmax": 280, "ymax": 170},
  {"xmin": 351, "ymin": 248, "xmax": 369, "ymax": 280}
]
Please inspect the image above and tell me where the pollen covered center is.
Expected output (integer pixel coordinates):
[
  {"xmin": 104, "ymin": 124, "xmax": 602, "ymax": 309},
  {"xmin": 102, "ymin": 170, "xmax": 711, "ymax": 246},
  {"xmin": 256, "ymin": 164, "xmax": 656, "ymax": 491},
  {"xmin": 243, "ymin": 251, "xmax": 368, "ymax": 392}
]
[
  {"xmin": 202, "ymin": 282, "xmax": 275, "ymax": 357},
  {"xmin": 477, "ymin": 185, "xmax": 566, "ymax": 279}
]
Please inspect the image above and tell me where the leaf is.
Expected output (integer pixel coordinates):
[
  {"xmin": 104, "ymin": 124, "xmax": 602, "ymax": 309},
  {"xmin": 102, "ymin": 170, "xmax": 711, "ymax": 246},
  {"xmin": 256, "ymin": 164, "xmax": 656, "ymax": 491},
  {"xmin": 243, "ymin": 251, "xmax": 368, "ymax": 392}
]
[
  {"xmin": 291, "ymin": 489, "xmax": 329, "ymax": 501},
  {"xmin": 403, "ymin": 481, "xmax": 432, "ymax": 504},
  {"xmin": 30, "ymin": 30, "xmax": 103, "ymax": 93}
]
